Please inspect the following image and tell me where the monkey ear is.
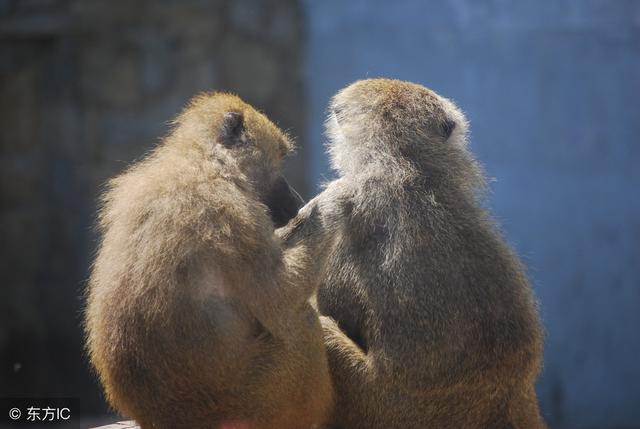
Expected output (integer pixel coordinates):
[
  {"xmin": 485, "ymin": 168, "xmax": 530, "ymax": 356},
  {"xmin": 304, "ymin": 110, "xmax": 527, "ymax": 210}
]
[
  {"xmin": 219, "ymin": 111, "xmax": 245, "ymax": 146},
  {"xmin": 441, "ymin": 118, "xmax": 456, "ymax": 140}
]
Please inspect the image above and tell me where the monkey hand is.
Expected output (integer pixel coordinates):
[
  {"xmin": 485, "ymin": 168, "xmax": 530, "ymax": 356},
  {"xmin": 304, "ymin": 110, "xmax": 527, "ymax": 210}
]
[{"xmin": 319, "ymin": 316, "xmax": 368, "ymax": 373}]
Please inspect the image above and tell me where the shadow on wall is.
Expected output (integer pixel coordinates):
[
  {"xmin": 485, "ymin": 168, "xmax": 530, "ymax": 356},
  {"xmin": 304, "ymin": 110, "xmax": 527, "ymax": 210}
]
[
  {"xmin": 304, "ymin": 1, "xmax": 640, "ymax": 428},
  {"xmin": 0, "ymin": 0, "xmax": 307, "ymax": 417}
]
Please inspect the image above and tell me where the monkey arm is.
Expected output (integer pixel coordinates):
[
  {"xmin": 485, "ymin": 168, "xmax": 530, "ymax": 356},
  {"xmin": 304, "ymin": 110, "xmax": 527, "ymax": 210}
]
[
  {"xmin": 321, "ymin": 315, "xmax": 391, "ymax": 429},
  {"xmin": 191, "ymin": 190, "xmax": 318, "ymax": 340},
  {"xmin": 276, "ymin": 177, "xmax": 350, "ymax": 263},
  {"xmin": 320, "ymin": 316, "xmax": 368, "ymax": 367},
  {"xmin": 276, "ymin": 200, "xmax": 332, "ymax": 296},
  {"xmin": 262, "ymin": 182, "xmax": 348, "ymax": 338},
  {"xmin": 206, "ymin": 194, "xmax": 332, "ymax": 341},
  {"xmin": 319, "ymin": 315, "xmax": 372, "ymax": 389},
  {"xmin": 276, "ymin": 177, "xmax": 349, "ymax": 239}
]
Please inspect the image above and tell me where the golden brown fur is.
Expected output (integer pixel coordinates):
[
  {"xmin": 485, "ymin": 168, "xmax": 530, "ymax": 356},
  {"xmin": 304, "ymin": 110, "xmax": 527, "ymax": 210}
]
[
  {"xmin": 284, "ymin": 79, "xmax": 546, "ymax": 428},
  {"xmin": 85, "ymin": 93, "xmax": 333, "ymax": 429}
]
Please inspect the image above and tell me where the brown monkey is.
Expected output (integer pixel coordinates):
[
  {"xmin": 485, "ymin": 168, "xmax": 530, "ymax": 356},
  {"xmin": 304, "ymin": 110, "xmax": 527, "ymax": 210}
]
[
  {"xmin": 284, "ymin": 79, "xmax": 545, "ymax": 428},
  {"xmin": 84, "ymin": 93, "xmax": 333, "ymax": 429}
]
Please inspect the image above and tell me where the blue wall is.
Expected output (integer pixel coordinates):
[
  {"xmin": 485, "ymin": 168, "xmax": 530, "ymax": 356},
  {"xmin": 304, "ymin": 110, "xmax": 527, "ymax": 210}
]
[{"xmin": 304, "ymin": 1, "xmax": 640, "ymax": 427}]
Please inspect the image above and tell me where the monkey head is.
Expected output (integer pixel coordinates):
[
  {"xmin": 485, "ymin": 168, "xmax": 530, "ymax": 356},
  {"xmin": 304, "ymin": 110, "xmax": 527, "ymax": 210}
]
[
  {"xmin": 171, "ymin": 93, "xmax": 303, "ymax": 227},
  {"xmin": 325, "ymin": 78, "xmax": 471, "ymax": 178}
]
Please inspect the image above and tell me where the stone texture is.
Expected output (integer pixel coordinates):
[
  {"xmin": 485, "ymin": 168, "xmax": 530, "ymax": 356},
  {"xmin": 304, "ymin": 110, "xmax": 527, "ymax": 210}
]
[
  {"xmin": 220, "ymin": 35, "xmax": 281, "ymax": 105},
  {"xmin": 0, "ymin": 0, "xmax": 306, "ymax": 419}
]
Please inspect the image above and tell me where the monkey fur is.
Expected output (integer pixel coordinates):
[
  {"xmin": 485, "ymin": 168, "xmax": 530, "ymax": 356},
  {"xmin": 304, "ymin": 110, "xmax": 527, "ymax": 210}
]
[
  {"xmin": 85, "ymin": 93, "xmax": 333, "ymax": 429},
  {"xmin": 284, "ymin": 79, "xmax": 546, "ymax": 429}
]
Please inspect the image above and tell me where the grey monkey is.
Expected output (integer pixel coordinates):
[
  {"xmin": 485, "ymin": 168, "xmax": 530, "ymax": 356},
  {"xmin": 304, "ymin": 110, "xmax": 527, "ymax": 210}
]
[{"xmin": 281, "ymin": 78, "xmax": 545, "ymax": 429}]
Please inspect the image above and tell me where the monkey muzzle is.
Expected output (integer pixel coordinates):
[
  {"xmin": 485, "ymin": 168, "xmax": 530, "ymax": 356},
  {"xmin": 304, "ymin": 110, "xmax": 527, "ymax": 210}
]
[{"xmin": 266, "ymin": 176, "xmax": 305, "ymax": 228}]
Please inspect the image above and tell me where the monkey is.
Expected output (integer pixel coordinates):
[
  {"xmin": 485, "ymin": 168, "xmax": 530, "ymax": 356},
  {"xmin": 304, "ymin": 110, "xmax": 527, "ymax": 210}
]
[
  {"xmin": 281, "ymin": 78, "xmax": 546, "ymax": 428},
  {"xmin": 84, "ymin": 93, "xmax": 334, "ymax": 429}
]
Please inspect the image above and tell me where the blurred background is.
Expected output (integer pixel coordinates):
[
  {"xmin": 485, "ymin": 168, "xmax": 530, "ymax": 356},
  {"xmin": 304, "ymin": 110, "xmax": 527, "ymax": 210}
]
[{"xmin": 0, "ymin": 0, "xmax": 638, "ymax": 428}]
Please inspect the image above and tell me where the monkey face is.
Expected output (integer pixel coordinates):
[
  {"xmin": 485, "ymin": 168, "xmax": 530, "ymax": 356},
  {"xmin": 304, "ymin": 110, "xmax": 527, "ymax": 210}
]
[{"xmin": 264, "ymin": 175, "xmax": 304, "ymax": 228}]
